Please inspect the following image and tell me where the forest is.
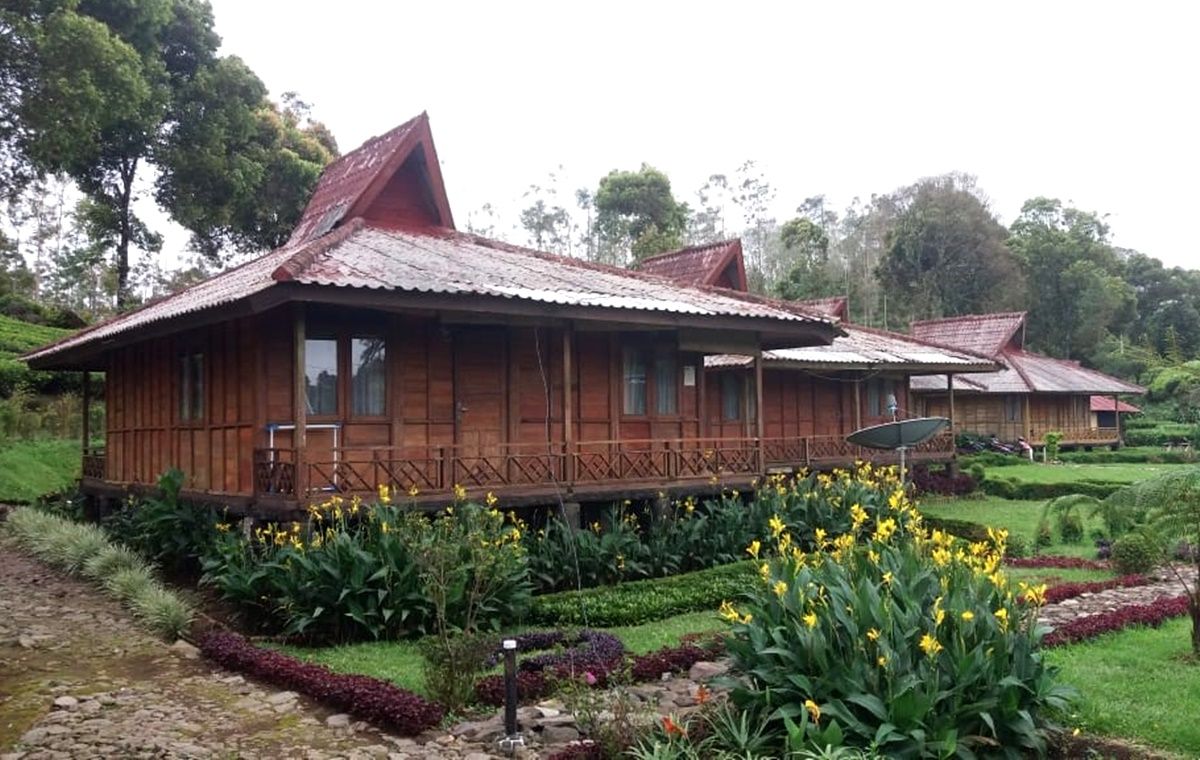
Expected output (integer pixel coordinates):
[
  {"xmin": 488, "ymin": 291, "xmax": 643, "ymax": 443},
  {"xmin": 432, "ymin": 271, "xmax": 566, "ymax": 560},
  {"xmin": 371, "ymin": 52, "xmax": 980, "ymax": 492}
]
[{"xmin": 2, "ymin": 0, "xmax": 1199, "ymax": 446}]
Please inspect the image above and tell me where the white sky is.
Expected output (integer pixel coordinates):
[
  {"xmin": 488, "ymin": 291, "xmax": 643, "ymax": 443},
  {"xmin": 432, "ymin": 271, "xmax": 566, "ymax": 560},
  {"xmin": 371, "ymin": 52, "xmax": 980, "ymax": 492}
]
[{"xmin": 183, "ymin": 0, "xmax": 1198, "ymax": 268}]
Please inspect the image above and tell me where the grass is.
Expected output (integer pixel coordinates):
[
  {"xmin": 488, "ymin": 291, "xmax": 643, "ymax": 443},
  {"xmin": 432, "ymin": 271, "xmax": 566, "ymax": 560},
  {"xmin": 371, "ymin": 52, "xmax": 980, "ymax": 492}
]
[
  {"xmin": 1048, "ymin": 618, "xmax": 1200, "ymax": 756},
  {"xmin": 983, "ymin": 461, "xmax": 1187, "ymax": 485},
  {"xmin": 281, "ymin": 609, "xmax": 723, "ymax": 698},
  {"xmin": 0, "ymin": 437, "xmax": 81, "ymax": 502},
  {"xmin": 921, "ymin": 496, "xmax": 1101, "ymax": 559}
]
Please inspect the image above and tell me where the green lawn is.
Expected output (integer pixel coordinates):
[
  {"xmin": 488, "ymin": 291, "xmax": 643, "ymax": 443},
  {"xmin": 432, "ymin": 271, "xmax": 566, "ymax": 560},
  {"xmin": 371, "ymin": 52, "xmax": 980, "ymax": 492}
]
[
  {"xmin": 0, "ymin": 438, "xmax": 80, "ymax": 503},
  {"xmin": 1048, "ymin": 619, "xmax": 1200, "ymax": 756},
  {"xmin": 921, "ymin": 496, "xmax": 1101, "ymax": 559},
  {"xmin": 281, "ymin": 610, "xmax": 722, "ymax": 697},
  {"xmin": 983, "ymin": 461, "xmax": 1188, "ymax": 485}
]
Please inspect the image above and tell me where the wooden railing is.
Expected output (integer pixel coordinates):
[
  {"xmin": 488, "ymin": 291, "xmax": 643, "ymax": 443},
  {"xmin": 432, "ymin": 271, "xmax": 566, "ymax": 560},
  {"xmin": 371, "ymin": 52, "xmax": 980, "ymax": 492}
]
[
  {"xmin": 1029, "ymin": 427, "xmax": 1120, "ymax": 445},
  {"xmin": 277, "ymin": 433, "xmax": 955, "ymax": 499},
  {"xmin": 82, "ymin": 447, "xmax": 106, "ymax": 480}
]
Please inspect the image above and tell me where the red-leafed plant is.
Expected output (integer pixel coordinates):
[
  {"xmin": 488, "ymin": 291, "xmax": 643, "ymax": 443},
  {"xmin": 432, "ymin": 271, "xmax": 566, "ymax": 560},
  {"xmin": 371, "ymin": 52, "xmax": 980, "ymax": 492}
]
[
  {"xmin": 1043, "ymin": 595, "xmax": 1189, "ymax": 647},
  {"xmin": 1041, "ymin": 574, "xmax": 1147, "ymax": 605},
  {"xmin": 199, "ymin": 631, "xmax": 444, "ymax": 734},
  {"xmin": 1005, "ymin": 555, "xmax": 1108, "ymax": 570}
]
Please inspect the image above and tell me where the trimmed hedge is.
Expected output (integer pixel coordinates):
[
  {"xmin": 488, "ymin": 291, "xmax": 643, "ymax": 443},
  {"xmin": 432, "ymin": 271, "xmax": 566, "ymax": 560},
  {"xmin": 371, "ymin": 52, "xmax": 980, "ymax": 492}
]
[
  {"xmin": 199, "ymin": 631, "xmax": 444, "ymax": 735},
  {"xmin": 1043, "ymin": 595, "xmax": 1189, "ymax": 647},
  {"xmin": 981, "ymin": 477, "xmax": 1124, "ymax": 500},
  {"xmin": 922, "ymin": 516, "xmax": 990, "ymax": 543},
  {"xmin": 1042, "ymin": 575, "xmax": 1147, "ymax": 605},
  {"xmin": 1058, "ymin": 448, "xmax": 1196, "ymax": 465},
  {"xmin": 526, "ymin": 561, "xmax": 754, "ymax": 627}
]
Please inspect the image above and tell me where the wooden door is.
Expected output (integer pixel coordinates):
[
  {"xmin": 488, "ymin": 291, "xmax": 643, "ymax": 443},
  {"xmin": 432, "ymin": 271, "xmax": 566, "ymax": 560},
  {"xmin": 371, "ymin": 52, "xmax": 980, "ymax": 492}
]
[{"xmin": 453, "ymin": 329, "xmax": 507, "ymax": 459}]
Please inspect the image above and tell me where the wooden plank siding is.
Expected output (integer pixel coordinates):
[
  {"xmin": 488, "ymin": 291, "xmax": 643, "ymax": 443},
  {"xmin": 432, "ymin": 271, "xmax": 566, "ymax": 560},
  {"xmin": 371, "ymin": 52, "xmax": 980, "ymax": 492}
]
[{"xmin": 917, "ymin": 392, "xmax": 1115, "ymax": 445}]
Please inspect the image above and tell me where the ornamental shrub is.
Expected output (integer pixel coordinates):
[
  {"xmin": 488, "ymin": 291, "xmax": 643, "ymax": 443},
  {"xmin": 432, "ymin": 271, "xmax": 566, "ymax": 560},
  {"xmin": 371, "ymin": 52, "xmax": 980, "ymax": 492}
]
[
  {"xmin": 103, "ymin": 469, "xmax": 221, "ymax": 575},
  {"xmin": 1110, "ymin": 531, "xmax": 1164, "ymax": 576},
  {"xmin": 723, "ymin": 527, "xmax": 1072, "ymax": 757}
]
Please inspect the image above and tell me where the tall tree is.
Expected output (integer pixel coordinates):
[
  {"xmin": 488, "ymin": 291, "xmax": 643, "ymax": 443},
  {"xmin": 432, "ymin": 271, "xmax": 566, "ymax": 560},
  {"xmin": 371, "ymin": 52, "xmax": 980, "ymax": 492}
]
[
  {"xmin": 594, "ymin": 164, "xmax": 687, "ymax": 263},
  {"xmin": 731, "ymin": 161, "xmax": 777, "ymax": 290},
  {"xmin": 876, "ymin": 174, "xmax": 1025, "ymax": 325},
  {"xmin": 774, "ymin": 216, "xmax": 836, "ymax": 301},
  {"xmin": 11, "ymin": 1, "xmax": 333, "ymax": 309},
  {"xmin": 1009, "ymin": 197, "xmax": 1134, "ymax": 360}
]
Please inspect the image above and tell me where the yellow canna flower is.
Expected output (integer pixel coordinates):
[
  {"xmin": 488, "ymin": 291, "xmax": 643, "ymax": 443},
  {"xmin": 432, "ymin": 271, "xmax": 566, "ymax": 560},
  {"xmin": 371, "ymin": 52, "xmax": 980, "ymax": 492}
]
[
  {"xmin": 407, "ymin": 483, "xmax": 420, "ymax": 498},
  {"xmin": 773, "ymin": 580, "xmax": 788, "ymax": 598},
  {"xmin": 804, "ymin": 699, "xmax": 821, "ymax": 723},
  {"xmin": 378, "ymin": 484, "xmax": 391, "ymax": 504},
  {"xmin": 486, "ymin": 491, "xmax": 498, "ymax": 507},
  {"xmin": 453, "ymin": 483, "xmax": 467, "ymax": 502},
  {"xmin": 877, "ymin": 655, "xmax": 888, "ymax": 667},
  {"xmin": 746, "ymin": 540, "xmax": 762, "ymax": 559},
  {"xmin": 814, "ymin": 528, "xmax": 828, "ymax": 547},
  {"xmin": 768, "ymin": 515, "xmax": 786, "ymax": 537},
  {"xmin": 759, "ymin": 562, "xmax": 770, "ymax": 582},
  {"xmin": 994, "ymin": 607, "xmax": 1009, "ymax": 631},
  {"xmin": 882, "ymin": 571, "xmax": 894, "ymax": 586},
  {"xmin": 719, "ymin": 600, "xmax": 739, "ymax": 622},
  {"xmin": 961, "ymin": 611, "xmax": 975, "ymax": 622},
  {"xmin": 866, "ymin": 628, "xmax": 880, "ymax": 642},
  {"xmin": 850, "ymin": 503, "xmax": 869, "ymax": 528},
  {"xmin": 803, "ymin": 611, "xmax": 818, "ymax": 629},
  {"xmin": 380, "ymin": 521, "xmax": 390, "ymax": 534},
  {"xmin": 919, "ymin": 632, "xmax": 943, "ymax": 657}
]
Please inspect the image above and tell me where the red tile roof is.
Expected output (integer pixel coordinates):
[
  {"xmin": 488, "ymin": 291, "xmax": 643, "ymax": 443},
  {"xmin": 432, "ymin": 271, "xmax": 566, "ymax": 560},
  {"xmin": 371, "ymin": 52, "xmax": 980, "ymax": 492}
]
[
  {"xmin": 910, "ymin": 312, "xmax": 1026, "ymax": 357},
  {"xmin": 636, "ymin": 240, "xmax": 745, "ymax": 289},
  {"xmin": 1090, "ymin": 396, "xmax": 1142, "ymax": 413},
  {"xmin": 26, "ymin": 116, "xmax": 841, "ymax": 369},
  {"xmin": 793, "ymin": 296, "xmax": 849, "ymax": 321},
  {"xmin": 910, "ymin": 349, "xmax": 1146, "ymax": 395}
]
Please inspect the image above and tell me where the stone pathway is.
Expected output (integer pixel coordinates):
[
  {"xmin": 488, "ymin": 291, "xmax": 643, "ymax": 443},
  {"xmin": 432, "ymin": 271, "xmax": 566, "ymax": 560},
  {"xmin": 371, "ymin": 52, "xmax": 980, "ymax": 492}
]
[
  {"xmin": 0, "ymin": 541, "xmax": 507, "ymax": 760},
  {"xmin": 1038, "ymin": 566, "xmax": 1197, "ymax": 629}
]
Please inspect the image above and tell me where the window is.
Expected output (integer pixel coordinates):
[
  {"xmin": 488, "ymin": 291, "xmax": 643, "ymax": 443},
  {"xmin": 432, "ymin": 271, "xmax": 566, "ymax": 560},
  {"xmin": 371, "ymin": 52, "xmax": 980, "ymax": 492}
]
[
  {"xmin": 1005, "ymin": 395, "xmax": 1022, "ymax": 422},
  {"xmin": 721, "ymin": 373, "xmax": 743, "ymax": 421},
  {"xmin": 305, "ymin": 337, "xmax": 338, "ymax": 416},
  {"xmin": 867, "ymin": 379, "xmax": 895, "ymax": 417},
  {"xmin": 622, "ymin": 348, "xmax": 647, "ymax": 415},
  {"xmin": 654, "ymin": 349, "xmax": 677, "ymax": 415},
  {"xmin": 351, "ymin": 337, "xmax": 386, "ymax": 416},
  {"xmin": 178, "ymin": 353, "xmax": 204, "ymax": 421}
]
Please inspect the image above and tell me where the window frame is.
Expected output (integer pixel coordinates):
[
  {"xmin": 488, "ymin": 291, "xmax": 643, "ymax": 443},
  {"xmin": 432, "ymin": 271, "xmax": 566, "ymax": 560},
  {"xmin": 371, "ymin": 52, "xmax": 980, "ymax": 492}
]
[
  {"xmin": 349, "ymin": 334, "xmax": 388, "ymax": 419},
  {"xmin": 304, "ymin": 335, "xmax": 341, "ymax": 420},
  {"xmin": 620, "ymin": 341, "xmax": 683, "ymax": 420},
  {"xmin": 177, "ymin": 350, "xmax": 205, "ymax": 425},
  {"xmin": 720, "ymin": 372, "xmax": 743, "ymax": 422}
]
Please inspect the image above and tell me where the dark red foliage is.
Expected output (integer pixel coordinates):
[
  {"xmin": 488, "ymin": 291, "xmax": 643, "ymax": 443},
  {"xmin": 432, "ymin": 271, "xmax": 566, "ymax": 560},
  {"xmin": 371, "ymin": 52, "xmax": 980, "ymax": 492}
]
[
  {"xmin": 629, "ymin": 644, "xmax": 710, "ymax": 682},
  {"xmin": 911, "ymin": 465, "xmax": 977, "ymax": 496},
  {"xmin": 1041, "ymin": 575, "xmax": 1147, "ymax": 605},
  {"xmin": 1042, "ymin": 595, "xmax": 1189, "ymax": 647},
  {"xmin": 474, "ymin": 670, "xmax": 552, "ymax": 707},
  {"xmin": 546, "ymin": 742, "xmax": 603, "ymax": 760},
  {"xmin": 198, "ymin": 631, "xmax": 444, "ymax": 735},
  {"xmin": 1006, "ymin": 555, "xmax": 1109, "ymax": 570}
]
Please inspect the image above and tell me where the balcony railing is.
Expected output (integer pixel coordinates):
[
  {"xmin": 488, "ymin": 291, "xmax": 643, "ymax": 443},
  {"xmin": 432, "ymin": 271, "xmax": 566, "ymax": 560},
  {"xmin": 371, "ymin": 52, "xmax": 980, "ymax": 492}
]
[
  {"xmin": 1029, "ymin": 426, "xmax": 1120, "ymax": 445},
  {"xmin": 253, "ymin": 431, "xmax": 955, "ymax": 499},
  {"xmin": 82, "ymin": 447, "xmax": 106, "ymax": 480}
]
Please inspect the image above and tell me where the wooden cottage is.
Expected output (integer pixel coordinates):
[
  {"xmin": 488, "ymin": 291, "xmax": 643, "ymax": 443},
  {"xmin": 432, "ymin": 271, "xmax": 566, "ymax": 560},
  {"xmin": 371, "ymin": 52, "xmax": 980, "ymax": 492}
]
[
  {"xmin": 639, "ymin": 249, "xmax": 1000, "ymax": 467},
  {"xmin": 908, "ymin": 312, "xmax": 1145, "ymax": 447},
  {"xmin": 24, "ymin": 113, "xmax": 847, "ymax": 516}
]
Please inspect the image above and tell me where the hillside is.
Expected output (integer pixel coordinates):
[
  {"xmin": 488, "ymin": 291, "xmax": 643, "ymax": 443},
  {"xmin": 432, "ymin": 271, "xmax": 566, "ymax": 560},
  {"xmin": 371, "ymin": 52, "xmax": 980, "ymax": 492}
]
[{"xmin": 0, "ymin": 315, "xmax": 75, "ymax": 396}]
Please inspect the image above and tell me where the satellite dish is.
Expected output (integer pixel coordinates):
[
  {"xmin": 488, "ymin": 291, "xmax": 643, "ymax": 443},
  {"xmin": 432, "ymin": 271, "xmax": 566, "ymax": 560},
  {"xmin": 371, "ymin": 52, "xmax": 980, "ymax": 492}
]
[{"xmin": 846, "ymin": 417, "xmax": 950, "ymax": 487}]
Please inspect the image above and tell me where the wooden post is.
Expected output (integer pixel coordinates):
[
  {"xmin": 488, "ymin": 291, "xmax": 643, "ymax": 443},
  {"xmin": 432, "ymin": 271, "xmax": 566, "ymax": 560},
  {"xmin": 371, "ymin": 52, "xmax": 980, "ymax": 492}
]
[
  {"xmin": 81, "ymin": 371, "xmax": 91, "ymax": 455},
  {"xmin": 754, "ymin": 350, "xmax": 765, "ymax": 474},
  {"xmin": 293, "ymin": 304, "xmax": 308, "ymax": 497},
  {"xmin": 946, "ymin": 373, "xmax": 955, "ymax": 438},
  {"xmin": 697, "ymin": 360, "xmax": 708, "ymax": 441},
  {"xmin": 853, "ymin": 376, "xmax": 862, "ymax": 431},
  {"xmin": 563, "ymin": 324, "xmax": 575, "ymax": 486},
  {"xmin": 1024, "ymin": 394, "xmax": 1032, "ymax": 442},
  {"xmin": 1113, "ymin": 393, "xmax": 1121, "ymax": 446}
]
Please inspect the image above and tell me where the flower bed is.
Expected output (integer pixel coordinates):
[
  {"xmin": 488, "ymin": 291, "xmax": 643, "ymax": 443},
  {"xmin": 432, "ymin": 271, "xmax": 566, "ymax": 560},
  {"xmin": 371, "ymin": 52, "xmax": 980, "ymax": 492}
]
[
  {"xmin": 1042, "ymin": 574, "xmax": 1147, "ymax": 605},
  {"xmin": 199, "ymin": 631, "xmax": 444, "ymax": 735},
  {"xmin": 1043, "ymin": 595, "xmax": 1189, "ymax": 647},
  {"xmin": 1006, "ymin": 555, "xmax": 1109, "ymax": 570}
]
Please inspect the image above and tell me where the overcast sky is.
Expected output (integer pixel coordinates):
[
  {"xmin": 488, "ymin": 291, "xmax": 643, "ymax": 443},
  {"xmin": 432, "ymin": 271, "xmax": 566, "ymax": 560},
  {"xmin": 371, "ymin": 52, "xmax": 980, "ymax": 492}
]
[{"xmin": 196, "ymin": 0, "xmax": 1198, "ymax": 268}]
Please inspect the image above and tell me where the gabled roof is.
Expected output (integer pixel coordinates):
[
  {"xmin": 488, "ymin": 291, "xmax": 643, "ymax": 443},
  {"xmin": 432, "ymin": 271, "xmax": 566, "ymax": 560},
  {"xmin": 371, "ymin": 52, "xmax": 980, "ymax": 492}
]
[
  {"xmin": 1090, "ymin": 396, "xmax": 1142, "ymax": 413},
  {"xmin": 793, "ymin": 296, "xmax": 849, "ymax": 321},
  {"xmin": 911, "ymin": 312, "xmax": 1026, "ymax": 357},
  {"xmin": 910, "ymin": 350, "xmax": 1146, "ymax": 395},
  {"xmin": 287, "ymin": 112, "xmax": 454, "ymax": 246},
  {"xmin": 636, "ymin": 240, "xmax": 747, "ymax": 290},
  {"xmin": 707, "ymin": 323, "xmax": 998, "ymax": 374}
]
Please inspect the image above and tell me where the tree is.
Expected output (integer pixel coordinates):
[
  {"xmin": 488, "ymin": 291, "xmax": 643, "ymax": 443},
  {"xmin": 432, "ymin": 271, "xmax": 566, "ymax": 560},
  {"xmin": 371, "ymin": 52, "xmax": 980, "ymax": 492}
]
[
  {"xmin": 731, "ymin": 161, "xmax": 777, "ymax": 291},
  {"xmin": 11, "ymin": 1, "xmax": 334, "ymax": 308},
  {"xmin": 1009, "ymin": 198, "xmax": 1134, "ymax": 361},
  {"xmin": 774, "ymin": 217, "xmax": 836, "ymax": 302},
  {"xmin": 876, "ymin": 174, "xmax": 1025, "ymax": 325},
  {"xmin": 594, "ymin": 164, "xmax": 687, "ymax": 263},
  {"xmin": 686, "ymin": 173, "xmax": 732, "ymax": 245},
  {"xmin": 517, "ymin": 169, "xmax": 573, "ymax": 254}
]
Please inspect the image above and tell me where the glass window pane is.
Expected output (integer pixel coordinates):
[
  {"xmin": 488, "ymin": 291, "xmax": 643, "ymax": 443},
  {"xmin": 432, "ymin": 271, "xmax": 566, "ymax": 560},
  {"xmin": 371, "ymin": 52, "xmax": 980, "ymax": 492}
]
[
  {"xmin": 721, "ymin": 374, "xmax": 741, "ymax": 421},
  {"xmin": 305, "ymin": 338, "xmax": 338, "ymax": 416},
  {"xmin": 867, "ymin": 380, "xmax": 881, "ymax": 416},
  {"xmin": 623, "ymin": 348, "xmax": 646, "ymax": 416},
  {"xmin": 190, "ymin": 354, "xmax": 204, "ymax": 420},
  {"xmin": 655, "ymin": 350, "xmax": 677, "ymax": 415},
  {"xmin": 179, "ymin": 356, "xmax": 191, "ymax": 420},
  {"xmin": 351, "ymin": 337, "xmax": 386, "ymax": 416}
]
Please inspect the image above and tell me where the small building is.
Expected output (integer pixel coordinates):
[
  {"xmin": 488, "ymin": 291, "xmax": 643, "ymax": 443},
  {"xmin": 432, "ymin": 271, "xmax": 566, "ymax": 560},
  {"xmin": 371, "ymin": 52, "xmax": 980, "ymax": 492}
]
[
  {"xmin": 637, "ymin": 252, "xmax": 999, "ymax": 468},
  {"xmin": 24, "ymin": 114, "xmax": 844, "ymax": 516},
  {"xmin": 1089, "ymin": 396, "xmax": 1141, "ymax": 431},
  {"xmin": 908, "ymin": 312, "xmax": 1145, "ymax": 447}
]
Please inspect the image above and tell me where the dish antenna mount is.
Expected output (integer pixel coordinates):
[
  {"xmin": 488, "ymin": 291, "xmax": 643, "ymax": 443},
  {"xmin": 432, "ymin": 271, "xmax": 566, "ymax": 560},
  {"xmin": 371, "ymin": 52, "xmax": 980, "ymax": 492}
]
[{"xmin": 845, "ymin": 394, "xmax": 948, "ymax": 487}]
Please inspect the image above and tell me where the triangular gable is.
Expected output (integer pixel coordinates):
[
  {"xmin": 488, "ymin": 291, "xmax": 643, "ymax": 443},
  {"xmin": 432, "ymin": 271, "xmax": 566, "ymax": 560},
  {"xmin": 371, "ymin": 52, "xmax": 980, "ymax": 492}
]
[
  {"xmin": 793, "ymin": 296, "xmax": 849, "ymax": 321},
  {"xmin": 910, "ymin": 312, "xmax": 1026, "ymax": 358},
  {"xmin": 637, "ymin": 240, "xmax": 747, "ymax": 291},
  {"xmin": 287, "ymin": 112, "xmax": 454, "ymax": 246}
]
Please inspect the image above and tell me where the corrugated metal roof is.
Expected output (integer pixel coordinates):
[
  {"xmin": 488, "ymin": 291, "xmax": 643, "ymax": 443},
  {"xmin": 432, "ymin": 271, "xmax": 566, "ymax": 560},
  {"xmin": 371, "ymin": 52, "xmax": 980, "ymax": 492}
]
[
  {"xmin": 1090, "ymin": 396, "xmax": 1142, "ymax": 413},
  {"xmin": 910, "ymin": 348, "xmax": 1146, "ymax": 395},
  {"xmin": 706, "ymin": 324, "xmax": 998, "ymax": 373},
  {"xmin": 25, "ymin": 221, "xmax": 834, "ymax": 365},
  {"xmin": 636, "ymin": 240, "xmax": 742, "ymax": 288},
  {"xmin": 911, "ymin": 312, "xmax": 1026, "ymax": 357}
]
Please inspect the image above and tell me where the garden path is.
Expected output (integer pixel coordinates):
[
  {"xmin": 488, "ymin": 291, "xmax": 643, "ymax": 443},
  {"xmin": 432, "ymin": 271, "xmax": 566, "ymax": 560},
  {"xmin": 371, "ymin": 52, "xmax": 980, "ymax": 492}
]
[
  {"xmin": 1038, "ymin": 566, "xmax": 1197, "ymax": 629},
  {"xmin": 0, "ymin": 543, "xmax": 507, "ymax": 760}
]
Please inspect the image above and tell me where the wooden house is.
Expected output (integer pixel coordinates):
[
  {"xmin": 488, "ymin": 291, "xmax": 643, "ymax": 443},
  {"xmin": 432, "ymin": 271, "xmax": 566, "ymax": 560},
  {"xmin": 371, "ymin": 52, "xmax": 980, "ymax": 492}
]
[
  {"xmin": 1089, "ymin": 396, "xmax": 1141, "ymax": 432},
  {"xmin": 639, "ymin": 250, "xmax": 1000, "ymax": 467},
  {"xmin": 24, "ymin": 113, "xmax": 847, "ymax": 517},
  {"xmin": 908, "ymin": 312, "xmax": 1145, "ymax": 447}
]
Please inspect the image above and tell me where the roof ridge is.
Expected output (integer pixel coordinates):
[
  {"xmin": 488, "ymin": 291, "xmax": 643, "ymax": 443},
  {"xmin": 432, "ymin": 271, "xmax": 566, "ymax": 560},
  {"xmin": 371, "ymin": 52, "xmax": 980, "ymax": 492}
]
[
  {"xmin": 637, "ymin": 238, "xmax": 741, "ymax": 264},
  {"xmin": 273, "ymin": 218, "xmax": 367, "ymax": 281},
  {"xmin": 843, "ymin": 322, "xmax": 998, "ymax": 362},
  {"xmin": 910, "ymin": 310, "xmax": 1027, "ymax": 326}
]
